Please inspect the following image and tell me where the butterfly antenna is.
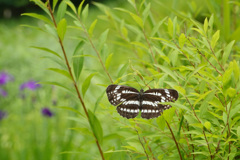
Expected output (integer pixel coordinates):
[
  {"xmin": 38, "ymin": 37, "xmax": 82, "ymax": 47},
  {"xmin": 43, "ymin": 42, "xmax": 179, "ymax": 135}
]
[
  {"xmin": 134, "ymin": 77, "xmax": 142, "ymax": 90},
  {"xmin": 144, "ymin": 79, "xmax": 154, "ymax": 90}
]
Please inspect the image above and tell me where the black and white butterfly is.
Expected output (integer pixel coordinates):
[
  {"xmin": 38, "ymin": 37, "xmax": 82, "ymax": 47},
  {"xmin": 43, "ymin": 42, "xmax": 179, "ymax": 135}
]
[{"xmin": 106, "ymin": 84, "xmax": 179, "ymax": 119}]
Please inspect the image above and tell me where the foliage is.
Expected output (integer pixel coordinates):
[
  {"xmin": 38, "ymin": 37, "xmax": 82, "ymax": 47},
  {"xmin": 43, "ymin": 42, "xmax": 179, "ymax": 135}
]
[{"xmin": 1, "ymin": 0, "xmax": 240, "ymax": 159}]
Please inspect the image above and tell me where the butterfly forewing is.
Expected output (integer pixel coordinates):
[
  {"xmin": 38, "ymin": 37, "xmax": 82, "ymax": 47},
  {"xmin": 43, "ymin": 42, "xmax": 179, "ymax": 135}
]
[
  {"xmin": 141, "ymin": 89, "xmax": 178, "ymax": 119},
  {"xmin": 106, "ymin": 85, "xmax": 140, "ymax": 119}
]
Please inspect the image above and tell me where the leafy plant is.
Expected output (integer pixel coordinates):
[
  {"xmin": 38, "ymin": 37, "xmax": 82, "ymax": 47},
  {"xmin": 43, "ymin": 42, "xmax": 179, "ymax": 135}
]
[{"xmin": 21, "ymin": 0, "xmax": 240, "ymax": 159}]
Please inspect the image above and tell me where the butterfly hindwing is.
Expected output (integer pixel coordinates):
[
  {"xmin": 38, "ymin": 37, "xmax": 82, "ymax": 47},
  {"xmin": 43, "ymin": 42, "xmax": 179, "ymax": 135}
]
[{"xmin": 141, "ymin": 89, "xmax": 178, "ymax": 119}]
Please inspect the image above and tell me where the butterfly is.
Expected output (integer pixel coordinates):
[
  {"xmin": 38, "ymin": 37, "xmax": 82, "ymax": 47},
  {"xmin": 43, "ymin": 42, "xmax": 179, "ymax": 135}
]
[{"xmin": 106, "ymin": 84, "xmax": 179, "ymax": 119}]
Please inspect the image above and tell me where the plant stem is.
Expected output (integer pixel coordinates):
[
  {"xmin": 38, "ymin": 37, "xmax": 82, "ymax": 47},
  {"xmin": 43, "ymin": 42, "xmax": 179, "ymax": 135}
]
[
  {"xmin": 165, "ymin": 120, "xmax": 183, "ymax": 160},
  {"xmin": 46, "ymin": 1, "xmax": 105, "ymax": 159},
  {"xmin": 187, "ymin": 37, "xmax": 223, "ymax": 77},
  {"xmin": 133, "ymin": 124, "xmax": 150, "ymax": 160},
  {"xmin": 76, "ymin": 14, "xmax": 113, "ymax": 84}
]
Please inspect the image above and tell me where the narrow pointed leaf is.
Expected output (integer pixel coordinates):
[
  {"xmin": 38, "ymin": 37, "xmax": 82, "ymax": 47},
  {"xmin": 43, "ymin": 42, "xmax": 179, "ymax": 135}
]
[
  {"xmin": 222, "ymin": 40, "xmax": 235, "ymax": 64},
  {"xmin": 47, "ymin": 68, "xmax": 71, "ymax": 80},
  {"xmin": 31, "ymin": 46, "xmax": 62, "ymax": 59},
  {"xmin": 88, "ymin": 109, "xmax": 103, "ymax": 144},
  {"xmin": 57, "ymin": 18, "xmax": 67, "ymax": 41},
  {"xmin": 56, "ymin": 1, "xmax": 67, "ymax": 22},
  {"xmin": 73, "ymin": 41, "xmax": 85, "ymax": 80},
  {"xmin": 82, "ymin": 73, "xmax": 97, "ymax": 97},
  {"xmin": 77, "ymin": 0, "xmax": 85, "ymax": 16},
  {"xmin": 22, "ymin": 13, "xmax": 53, "ymax": 25}
]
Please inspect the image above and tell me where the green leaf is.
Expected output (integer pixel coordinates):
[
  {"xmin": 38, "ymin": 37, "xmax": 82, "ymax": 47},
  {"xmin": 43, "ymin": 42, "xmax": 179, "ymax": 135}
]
[
  {"xmin": 82, "ymin": 4, "xmax": 89, "ymax": 23},
  {"xmin": 142, "ymin": 3, "xmax": 150, "ymax": 23},
  {"xmin": 47, "ymin": 68, "xmax": 71, "ymax": 80},
  {"xmin": 226, "ymin": 87, "xmax": 236, "ymax": 98},
  {"xmin": 105, "ymin": 53, "xmax": 113, "ymax": 70},
  {"xmin": 223, "ymin": 66, "xmax": 233, "ymax": 89},
  {"xmin": 31, "ymin": 46, "xmax": 62, "ymax": 59},
  {"xmin": 77, "ymin": 0, "xmax": 85, "ymax": 16},
  {"xmin": 94, "ymin": 91, "xmax": 105, "ymax": 113},
  {"xmin": 52, "ymin": 0, "xmax": 58, "ymax": 11},
  {"xmin": 169, "ymin": 50, "xmax": 178, "ymax": 66},
  {"xmin": 163, "ymin": 107, "xmax": 176, "ymax": 123},
  {"xmin": 210, "ymin": 30, "xmax": 220, "ymax": 49},
  {"xmin": 129, "ymin": 13, "xmax": 143, "ymax": 29},
  {"xmin": 73, "ymin": 41, "xmax": 84, "ymax": 81},
  {"xmin": 204, "ymin": 121, "xmax": 211, "ymax": 130},
  {"xmin": 130, "ymin": 41, "xmax": 148, "ymax": 49},
  {"xmin": 150, "ymin": 17, "xmax": 167, "ymax": 37},
  {"xmin": 117, "ymin": 63, "xmax": 129, "ymax": 77},
  {"xmin": 203, "ymin": 17, "xmax": 208, "ymax": 33},
  {"xmin": 30, "ymin": 0, "xmax": 51, "ymax": 17},
  {"xmin": 154, "ymin": 64, "xmax": 178, "ymax": 82},
  {"xmin": 40, "ymin": 81, "xmax": 73, "ymax": 94},
  {"xmin": 178, "ymin": 33, "xmax": 186, "ymax": 48},
  {"xmin": 55, "ymin": 106, "xmax": 83, "ymax": 116},
  {"xmin": 168, "ymin": 102, "xmax": 190, "ymax": 112},
  {"xmin": 82, "ymin": 73, "xmax": 97, "ymax": 97},
  {"xmin": 168, "ymin": 18, "xmax": 173, "ymax": 37},
  {"xmin": 127, "ymin": 0, "xmax": 135, "ymax": 8},
  {"xmin": 237, "ymin": 126, "xmax": 240, "ymax": 138},
  {"xmin": 120, "ymin": 21, "xmax": 128, "ymax": 39},
  {"xmin": 65, "ymin": 0, "xmax": 77, "ymax": 14},
  {"xmin": 194, "ymin": 90, "xmax": 214, "ymax": 106},
  {"xmin": 192, "ymin": 28, "xmax": 204, "ymax": 36},
  {"xmin": 97, "ymin": 29, "xmax": 109, "ymax": 51},
  {"xmin": 57, "ymin": 18, "xmax": 67, "ymax": 41},
  {"xmin": 233, "ymin": 60, "xmax": 239, "ymax": 82},
  {"xmin": 157, "ymin": 115, "xmax": 166, "ymax": 131},
  {"xmin": 22, "ymin": 13, "xmax": 53, "ymax": 25},
  {"xmin": 88, "ymin": 19, "xmax": 98, "ymax": 38},
  {"xmin": 56, "ymin": 1, "xmax": 67, "ymax": 23},
  {"xmin": 88, "ymin": 109, "xmax": 103, "ymax": 144},
  {"xmin": 222, "ymin": 40, "xmax": 235, "ymax": 64},
  {"xmin": 174, "ymin": 86, "xmax": 186, "ymax": 96}
]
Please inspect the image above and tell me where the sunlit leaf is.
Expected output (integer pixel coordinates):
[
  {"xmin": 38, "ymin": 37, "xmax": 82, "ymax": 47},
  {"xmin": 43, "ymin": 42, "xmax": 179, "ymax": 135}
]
[
  {"xmin": 97, "ymin": 29, "xmax": 109, "ymax": 51},
  {"xmin": 211, "ymin": 30, "xmax": 220, "ymax": 49},
  {"xmin": 82, "ymin": 73, "xmax": 97, "ymax": 97},
  {"xmin": 77, "ymin": 0, "xmax": 85, "ymax": 16},
  {"xmin": 203, "ymin": 17, "xmax": 208, "ymax": 33},
  {"xmin": 222, "ymin": 40, "xmax": 235, "ymax": 64},
  {"xmin": 65, "ymin": 0, "xmax": 77, "ymax": 14},
  {"xmin": 105, "ymin": 53, "xmax": 113, "ymax": 70},
  {"xmin": 88, "ymin": 110, "xmax": 103, "ymax": 144},
  {"xmin": 168, "ymin": 18, "xmax": 173, "ymax": 37},
  {"xmin": 88, "ymin": 19, "xmax": 98, "ymax": 38},
  {"xmin": 178, "ymin": 33, "xmax": 186, "ymax": 48},
  {"xmin": 57, "ymin": 18, "xmax": 67, "ymax": 41}
]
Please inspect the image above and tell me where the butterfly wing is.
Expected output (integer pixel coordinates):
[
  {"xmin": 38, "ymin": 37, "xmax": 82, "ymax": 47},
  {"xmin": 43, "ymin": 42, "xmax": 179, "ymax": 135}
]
[
  {"xmin": 141, "ymin": 89, "xmax": 178, "ymax": 119},
  {"xmin": 106, "ymin": 85, "xmax": 140, "ymax": 119}
]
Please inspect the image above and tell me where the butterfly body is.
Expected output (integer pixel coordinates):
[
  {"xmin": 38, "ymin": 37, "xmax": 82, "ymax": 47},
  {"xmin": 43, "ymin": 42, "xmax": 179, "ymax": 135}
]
[{"xmin": 106, "ymin": 84, "xmax": 178, "ymax": 119}]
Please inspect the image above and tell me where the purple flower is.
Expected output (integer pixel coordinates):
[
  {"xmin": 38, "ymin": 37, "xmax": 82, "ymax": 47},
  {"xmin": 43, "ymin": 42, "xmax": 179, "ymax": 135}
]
[
  {"xmin": 20, "ymin": 81, "xmax": 41, "ymax": 91},
  {"xmin": 0, "ymin": 88, "xmax": 7, "ymax": 97},
  {"xmin": 0, "ymin": 110, "xmax": 7, "ymax": 120},
  {"xmin": 0, "ymin": 72, "xmax": 14, "ymax": 85},
  {"xmin": 42, "ymin": 107, "xmax": 53, "ymax": 117}
]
